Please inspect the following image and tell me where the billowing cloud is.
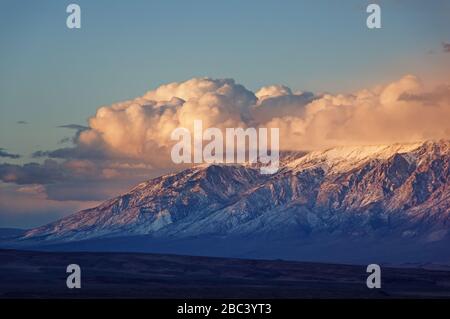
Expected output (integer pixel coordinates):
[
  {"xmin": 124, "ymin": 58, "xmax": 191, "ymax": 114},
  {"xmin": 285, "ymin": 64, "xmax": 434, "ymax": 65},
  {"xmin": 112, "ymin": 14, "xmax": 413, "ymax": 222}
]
[
  {"xmin": 74, "ymin": 78, "xmax": 256, "ymax": 164},
  {"xmin": 54, "ymin": 75, "xmax": 450, "ymax": 159},
  {"xmin": 264, "ymin": 75, "xmax": 450, "ymax": 150},
  {"xmin": 1, "ymin": 75, "xmax": 450, "ymax": 198}
]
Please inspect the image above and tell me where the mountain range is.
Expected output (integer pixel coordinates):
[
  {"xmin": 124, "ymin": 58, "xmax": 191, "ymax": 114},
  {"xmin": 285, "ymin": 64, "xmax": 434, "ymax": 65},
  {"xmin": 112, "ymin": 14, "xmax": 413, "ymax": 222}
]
[{"xmin": 3, "ymin": 140, "xmax": 450, "ymax": 264}]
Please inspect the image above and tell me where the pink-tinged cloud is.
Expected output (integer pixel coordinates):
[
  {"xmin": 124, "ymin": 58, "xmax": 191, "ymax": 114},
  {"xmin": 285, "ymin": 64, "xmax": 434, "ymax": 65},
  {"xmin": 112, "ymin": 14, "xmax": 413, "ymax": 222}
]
[
  {"xmin": 73, "ymin": 75, "xmax": 450, "ymax": 159},
  {"xmin": 1, "ymin": 75, "xmax": 449, "ymax": 201}
]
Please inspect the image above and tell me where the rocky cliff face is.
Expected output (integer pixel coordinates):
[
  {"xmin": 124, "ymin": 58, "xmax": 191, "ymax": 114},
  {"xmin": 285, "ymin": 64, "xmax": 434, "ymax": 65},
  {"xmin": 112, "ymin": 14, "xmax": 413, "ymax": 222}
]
[{"xmin": 23, "ymin": 140, "xmax": 450, "ymax": 246}]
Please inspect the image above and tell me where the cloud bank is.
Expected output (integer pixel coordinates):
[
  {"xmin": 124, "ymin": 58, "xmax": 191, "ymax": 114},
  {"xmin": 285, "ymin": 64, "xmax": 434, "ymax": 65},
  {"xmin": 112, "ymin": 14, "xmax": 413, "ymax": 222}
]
[
  {"xmin": 1, "ymin": 75, "xmax": 449, "ymax": 203},
  {"xmin": 60, "ymin": 75, "xmax": 450, "ymax": 158}
]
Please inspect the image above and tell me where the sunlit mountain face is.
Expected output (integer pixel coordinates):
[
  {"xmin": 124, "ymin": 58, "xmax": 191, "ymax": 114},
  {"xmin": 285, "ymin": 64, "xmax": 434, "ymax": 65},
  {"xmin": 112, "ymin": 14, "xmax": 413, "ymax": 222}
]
[{"xmin": 1, "ymin": 140, "xmax": 447, "ymax": 265}]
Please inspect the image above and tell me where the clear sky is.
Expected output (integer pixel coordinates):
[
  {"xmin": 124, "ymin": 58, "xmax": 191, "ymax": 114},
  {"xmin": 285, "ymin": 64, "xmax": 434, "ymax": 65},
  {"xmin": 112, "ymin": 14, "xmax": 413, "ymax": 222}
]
[{"xmin": 0, "ymin": 0, "xmax": 449, "ymax": 227}]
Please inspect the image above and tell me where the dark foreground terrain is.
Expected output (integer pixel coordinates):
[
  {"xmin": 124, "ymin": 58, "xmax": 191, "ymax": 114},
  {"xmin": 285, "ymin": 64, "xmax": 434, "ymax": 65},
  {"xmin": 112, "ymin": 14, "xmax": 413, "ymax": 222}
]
[{"xmin": 1, "ymin": 249, "xmax": 450, "ymax": 298}]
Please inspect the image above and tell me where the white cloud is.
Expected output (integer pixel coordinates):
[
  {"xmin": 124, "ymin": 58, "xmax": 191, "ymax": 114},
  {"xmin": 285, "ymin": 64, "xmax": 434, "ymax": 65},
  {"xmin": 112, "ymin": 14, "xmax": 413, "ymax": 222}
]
[
  {"xmin": 3, "ymin": 75, "xmax": 449, "ymax": 192},
  {"xmin": 74, "ymin": 75, "xmax": 450, "ymax": 162}
]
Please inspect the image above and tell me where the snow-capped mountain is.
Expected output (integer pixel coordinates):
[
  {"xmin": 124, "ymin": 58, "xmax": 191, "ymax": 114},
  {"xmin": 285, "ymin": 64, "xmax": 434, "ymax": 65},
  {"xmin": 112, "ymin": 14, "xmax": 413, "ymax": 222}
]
[{"xmin": 21, "ymin": 140, "xmax": 450, "ymax": 250}]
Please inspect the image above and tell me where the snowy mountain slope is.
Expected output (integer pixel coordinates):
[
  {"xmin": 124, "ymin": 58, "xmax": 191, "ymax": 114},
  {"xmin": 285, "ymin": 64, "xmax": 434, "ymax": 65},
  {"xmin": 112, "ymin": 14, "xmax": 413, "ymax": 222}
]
[{"xmin": 19, "ymin": 140, "xmax": 450, "ymax": 248}]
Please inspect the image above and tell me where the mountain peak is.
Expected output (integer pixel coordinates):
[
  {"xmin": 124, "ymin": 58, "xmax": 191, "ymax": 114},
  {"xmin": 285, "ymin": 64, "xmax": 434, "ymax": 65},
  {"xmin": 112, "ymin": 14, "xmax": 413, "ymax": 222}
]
[
  {"xmin": 20, "ymin": 140, "xmax": 450, "ymax": 249},
  {"xmin": 284, "ymin": 140, "xmax": 448, "ymax": 174}
]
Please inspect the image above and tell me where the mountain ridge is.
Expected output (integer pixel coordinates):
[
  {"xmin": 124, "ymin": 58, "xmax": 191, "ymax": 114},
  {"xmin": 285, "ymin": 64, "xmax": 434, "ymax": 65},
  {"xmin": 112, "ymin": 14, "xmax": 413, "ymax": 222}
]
[{"xmin": 7, "ymin": 140, "xmax": 449, "ymax": 263}]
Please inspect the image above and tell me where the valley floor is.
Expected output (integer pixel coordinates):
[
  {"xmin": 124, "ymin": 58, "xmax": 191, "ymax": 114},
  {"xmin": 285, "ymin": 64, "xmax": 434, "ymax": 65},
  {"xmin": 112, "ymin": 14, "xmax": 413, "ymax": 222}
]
[{"xmin": 1, "ymin": 249, "xmax": 450, "ymax": 298}]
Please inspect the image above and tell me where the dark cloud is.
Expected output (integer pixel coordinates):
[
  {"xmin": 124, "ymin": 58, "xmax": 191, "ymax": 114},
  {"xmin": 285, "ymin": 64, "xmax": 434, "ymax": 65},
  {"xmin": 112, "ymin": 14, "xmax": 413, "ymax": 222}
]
[
  {"xmin": 58, "ymin": 124, "xmax": 89, "ymax": 131},
  {"xmin": 32, "ymin": 146, "xmax": 108, "ymax": 160},
  {"xmin": 0, "ymin": 156, "xmax": 160, "ymax": 201},
  {"xmin": 443, "ymin": 42, "xmax": 450, "ymax": 53},
  {"xmin": 33, "ymin": 124, "xmax": 104, "ymax": 159},
  {"xmin": 54, "ymin": 124, "xmax": 89, "ymax": 146},
  {"xmin": 0, "ymin": 148, "xmax": 21, "ymax": 159},
  {"xmin": 0, "ymin": 158, "xmax": 114, "ymax": 186},
  {"xmin": 0, "ymin": 160, "xmax": 66, "ymax": 184},
  {"xmin": 16, "ymin": 121, "xmax": 27, "ymax": 125}
]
